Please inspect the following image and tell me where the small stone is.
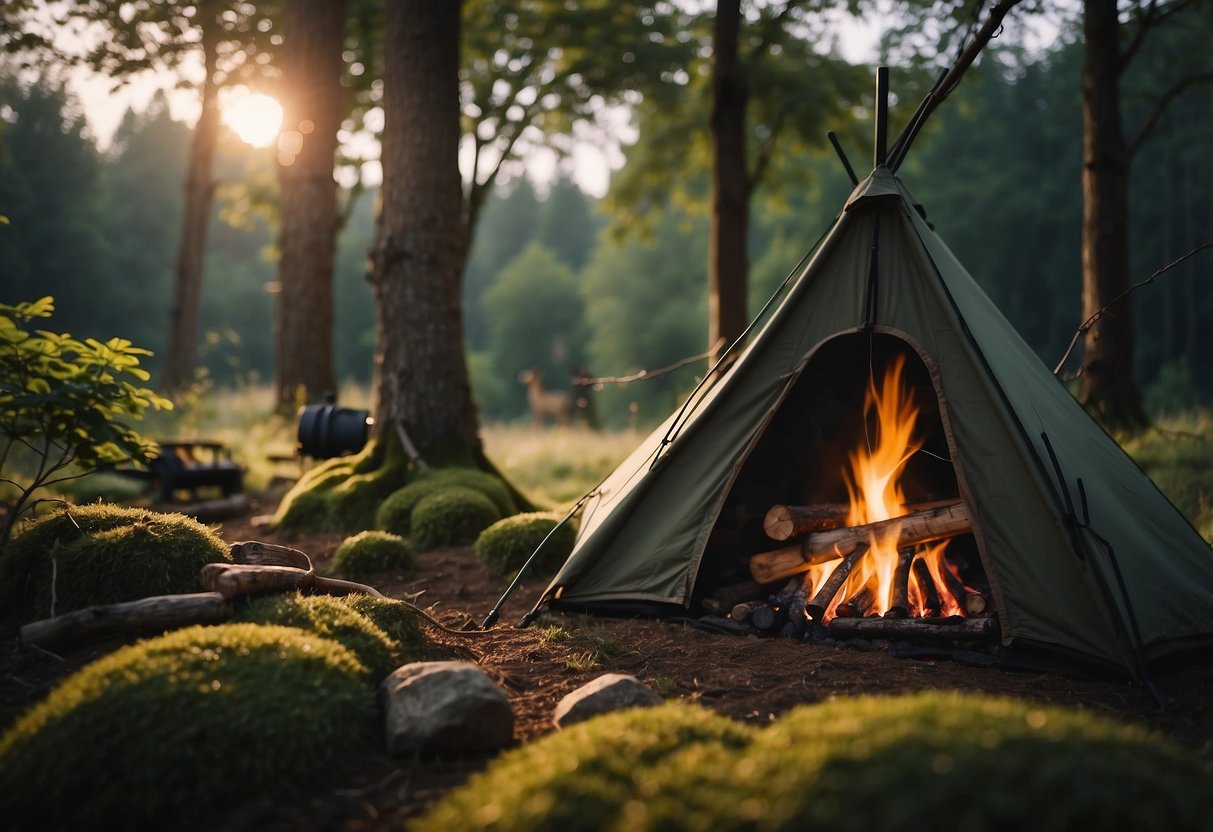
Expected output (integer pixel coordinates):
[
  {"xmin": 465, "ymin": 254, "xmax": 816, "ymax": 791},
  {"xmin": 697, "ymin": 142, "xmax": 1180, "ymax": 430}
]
[
  {"xmin": 552, "ymin": 673, "xmax": 662, "ymax": 729},
  {"xmin": 381, "ymin": 661, "xmax": 514, "ymax": 754}
]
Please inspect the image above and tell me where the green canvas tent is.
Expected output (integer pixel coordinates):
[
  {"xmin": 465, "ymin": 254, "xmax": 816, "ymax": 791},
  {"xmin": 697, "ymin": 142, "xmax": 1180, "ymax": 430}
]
[{"xmin": 520, "ymin": 160, "xmax": 1213, "ymax": 682}]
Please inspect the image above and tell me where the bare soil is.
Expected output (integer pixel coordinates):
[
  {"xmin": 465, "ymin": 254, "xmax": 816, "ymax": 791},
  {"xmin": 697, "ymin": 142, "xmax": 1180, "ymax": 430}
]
[{"xmin": 2, "ymin": 493, "xmax": 1211, "ymax": 830}]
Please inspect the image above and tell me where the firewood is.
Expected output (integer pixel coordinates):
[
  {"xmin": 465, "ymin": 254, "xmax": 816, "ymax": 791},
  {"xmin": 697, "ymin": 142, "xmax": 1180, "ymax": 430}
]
[
  {"xmin": 886, "ymin": 547, "xmax": 915, "ymax": 619},
  {"xmin": 751, "ymin": 604, "xmax": 785, "ymax": 632},
  {"xmin": 826, "ymin": 616, "xmax": 997, "ymax": 641},
  {"xmin": 730, "ymin": 601, "xmax": 762, "ymax": 623},
  {"xmin": 199, "ymin": 562, "xmax": 315, "ymax": 599},
  {"xmin": 762, "ymin": 498, "xmax": 959, "ymax": 542},
  {"xmin": 19, "ymin": 592, "xmax": 233, "ymax": 651},
  {"xmin": 762, "ymin": 503, "xmax": 849, "ymax": 541},
  {"xmin": 835, "ymin": 585, "xmax": 875, "ymax": 618},
  {"xmin": 230, "ymin": 540, "xmax": 313, "ymax": 571},
  {"xmin": 804, "ymin": 542, "xmax": 871, "ymax": 621},
  {"xmin": 711, "ymin": 579, "xmax": 770, "ymax": 609},
  {"xmin": 912, "ymin": 558, "xmax": 941, "ymax": 617},
  {"xmin": 748, "ymin": 501, "xmax": 969, "ymax": 584},
  {"xmin": 965, "ymin": 592, "xmax": 988, "ymax": 616}
]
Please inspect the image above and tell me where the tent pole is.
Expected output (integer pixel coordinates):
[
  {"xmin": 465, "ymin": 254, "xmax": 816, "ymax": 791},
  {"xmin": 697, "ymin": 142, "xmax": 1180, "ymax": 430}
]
[
  {"xmin": 874, "ymin": 65, "xmax": 889, "ymax": 167},
  {"xmin": 828, "ymin": 131, "xmax": 859, "ymax": 186}
]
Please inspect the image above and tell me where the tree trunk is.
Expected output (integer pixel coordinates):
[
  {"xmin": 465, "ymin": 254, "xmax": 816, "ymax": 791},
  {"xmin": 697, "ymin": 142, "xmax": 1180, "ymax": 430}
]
[
  {"xmin": 371, "ymin": 0, "xmax": 480, "ymax": 461},
  {"xmin": 163, "ymin": 24, "xmax": 221, "ymax": 392},
  {"xmin": 708, "ymin": 0, "xmax": 750, "ymax": 363},
  {"xmin": 1078, "ymin": 0, "xmax": 1147, "ymax": 430},
  {"xmin": 274, "ymin": 0, "xmax": 346, "ymax": 413}
]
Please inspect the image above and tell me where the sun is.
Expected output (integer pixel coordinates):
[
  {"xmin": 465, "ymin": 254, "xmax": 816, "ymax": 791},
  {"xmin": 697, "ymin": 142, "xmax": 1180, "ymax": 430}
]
[{"xmin": 220, "ymin": 88, "xmax": 283, "ymax": 148}]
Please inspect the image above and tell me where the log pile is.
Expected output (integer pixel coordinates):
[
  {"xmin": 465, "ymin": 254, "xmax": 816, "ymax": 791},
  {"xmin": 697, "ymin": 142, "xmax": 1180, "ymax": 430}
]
[
  {"xmin": 19, "ymin": 540, "xmax": 383, "ymax": 651},
  {"xmin": 701, "ymin": 497, "xmax": 997, "ymax": 648}
]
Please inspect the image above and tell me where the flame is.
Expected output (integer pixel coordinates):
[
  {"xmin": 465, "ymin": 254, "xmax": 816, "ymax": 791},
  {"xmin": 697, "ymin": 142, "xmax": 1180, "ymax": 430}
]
[{"xmin": 801, "ymin": 354, "xmax": 964, "ymax": 622}]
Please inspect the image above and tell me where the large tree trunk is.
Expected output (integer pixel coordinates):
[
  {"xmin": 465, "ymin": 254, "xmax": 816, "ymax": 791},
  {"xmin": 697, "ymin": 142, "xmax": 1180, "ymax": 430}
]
[
  {"xmin": 370, "ymin": 0, "xmax": 480, "ymax": 461},
  {"xmin": 1078, "ymin": 0, "xmax": 1147, "ymax": 431},
  {"xmin": 274, "ymin": 0, "xmax": 346, "ymax": 412},
  {"xmin": 163, "ymin": 25, "xmax": 221, "ymax": 392},
  {"xmin": 708, "ymin": 0, "xmax": 750, "ymax": 362}
]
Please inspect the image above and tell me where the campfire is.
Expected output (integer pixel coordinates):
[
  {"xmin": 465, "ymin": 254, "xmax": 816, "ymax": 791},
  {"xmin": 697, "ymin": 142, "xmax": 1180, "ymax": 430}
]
[{"xmin": 699, "ymin": 336, "xmax": 996, "ymax": 646}]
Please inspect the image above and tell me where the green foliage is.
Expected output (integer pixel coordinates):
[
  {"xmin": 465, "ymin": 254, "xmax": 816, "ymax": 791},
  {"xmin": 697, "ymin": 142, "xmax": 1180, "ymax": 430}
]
[
  {"xmin": 411, "ymin": 487, "xmax": 501, "ymax": 551},
  {"xmin": 415, "ymin": 692, "xmax": 1213, "ymax": 832},
  {"xmin": 332, "ymin": 530, "xmax": 417, "ymax": 580},
  {"xmin": 1121, "ymin": 411, "xmax": 1213, "ymax": 541},
  {"xmin": 0, "ymin": 297, "xmax": 172, "ymax": 546},
  {"xmin": 474, "ymin": 511, "xmax": 576, "ymax": 579},
  {"xmin": 0, "ymin": 504, "xmax": 230, "ymax": 625},
  {"xmin": 0, "ymin": 623, "xmax": 375, "ymax": 829},
  {"xmin": 482, "ymin": 242, "xmax": 585, "ymax": 419},
  {"xmin": 235, "ymin": 592, "xmax": 398, "ymax": 680}
]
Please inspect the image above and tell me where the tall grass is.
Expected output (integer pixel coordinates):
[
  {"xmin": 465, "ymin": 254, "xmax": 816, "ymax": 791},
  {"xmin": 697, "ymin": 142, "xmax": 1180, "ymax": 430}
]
[{"xmin": 1117, "ymin": 411, "xmax": 1213, "ymax": 542}]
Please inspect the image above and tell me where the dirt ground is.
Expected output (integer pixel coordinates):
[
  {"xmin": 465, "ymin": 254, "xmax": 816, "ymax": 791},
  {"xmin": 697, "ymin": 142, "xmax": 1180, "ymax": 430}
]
[{"xmin": 2, "ymin": 493, "xmax": 1211, "ymax": 830}]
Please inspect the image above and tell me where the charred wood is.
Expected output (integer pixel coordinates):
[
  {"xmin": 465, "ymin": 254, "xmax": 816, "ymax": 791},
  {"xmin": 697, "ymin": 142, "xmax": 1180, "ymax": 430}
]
[
  {"xmin": 886, "ymin": 547, "xmax": 915, "ymax": 619},
  {"xmin": 804, "ymin": 542, "xmax": 871, "ymax": 621},
  {"xmin": 912, "ymin": 558, "xmax": 941, "ymax": 617},
  {"xmin": 826, "ymin": 616, "xmax": 997, "ymax": 641}
]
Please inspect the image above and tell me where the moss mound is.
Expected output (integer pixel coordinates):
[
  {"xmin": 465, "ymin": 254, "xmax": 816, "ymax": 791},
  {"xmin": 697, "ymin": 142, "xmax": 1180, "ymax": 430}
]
[
  {"xmin": 0, "ymin": 504, "xmax": 231, "ymax": 625},
  {"xmin": 273, "ymin": 486, "xmax": 335, "ymax": 532},
  {"xmin": 376, "ymin": 478, "xmax": 450, "ymax": 536},
  {"xmin": 414, "ymin": 692, "xmax": 1213, "ymax": 832},
  {"xmin": 341, "ymin": 594, "xmax": 459, "ymax": 661},
  {"xmin": 328, "ymin": 464, "xmax": 410, "ymax": 531},
  {"xmin": 0, "ymin": 623, "xmax": 375, "ymax": 829},
  {"xmin": 411, "ymin": 487, "xmax": 501, "ymax": 551},
  {"xmin": 474, "ymin": 512, "xmax": 576, "ymax": 578},
  {"xmin": 425, "ymin": 467, "xmax": 517, "ymax": 515},
  {"xmin": 235, "ymin": 592, "xmax": 399, "ymax": 680},
  {"xmin": 413, "ymin": 702, "xmax": 750, "ymax": 832},
  {"xmin": 332, "ymin": 530, "xmax": 417, "ymax": 579},
  {"xmin": 273, "ymin": 440, "xmax": 406, "ymax": 533}
]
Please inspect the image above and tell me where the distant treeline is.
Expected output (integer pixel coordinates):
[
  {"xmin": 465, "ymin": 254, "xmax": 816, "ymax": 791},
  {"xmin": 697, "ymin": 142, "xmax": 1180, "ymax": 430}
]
[{"xmin": 2, "ymin": 36, "xmax": 1209, "ymax": 427}]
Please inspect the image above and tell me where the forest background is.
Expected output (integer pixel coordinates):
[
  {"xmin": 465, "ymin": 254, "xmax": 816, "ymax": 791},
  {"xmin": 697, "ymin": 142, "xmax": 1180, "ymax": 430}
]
[{"xmin": 1, "ymin": 3, "xmax": 1210, "ymax": 433}]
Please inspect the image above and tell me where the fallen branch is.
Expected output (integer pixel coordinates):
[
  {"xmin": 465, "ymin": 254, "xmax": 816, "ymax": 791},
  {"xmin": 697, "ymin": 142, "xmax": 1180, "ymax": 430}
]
[
  {"xmin": 199, "ymin": 563, "xmax": 315, "ymax": 600},
  {"xmin": 19, "ymin": 592, "xmax": 233, "ymax": 651}
]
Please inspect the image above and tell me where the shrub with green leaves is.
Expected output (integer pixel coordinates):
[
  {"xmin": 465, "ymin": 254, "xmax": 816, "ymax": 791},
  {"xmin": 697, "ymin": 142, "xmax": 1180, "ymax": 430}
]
[
  {"xmin": 411, "ymin": 487, "xmax": 501, "ymax": 551},
  {"xmin": 474, "ymin": 511, "xmax": 576, "ymax": 578},
  {"xmin": 0, "ymin": 297, "xmax": 172, "ymax": 547},
  {"xmin": 414, "ymin": 691, "xmax": 1213, "ymax": 832},
  {"xmin": 331, "ymin": 530, "xmax": 417, "ymax": 580},
  {"xmin": 0, "ymin": 504, "xmax": 231, "ymax": 625},
  {"xmin": 0, "ymin": 623, "xmax": 376, "ymax": 829},
  {"xmin": 235, "ymin": 592, "xmax": 400, "ymax": 680}
]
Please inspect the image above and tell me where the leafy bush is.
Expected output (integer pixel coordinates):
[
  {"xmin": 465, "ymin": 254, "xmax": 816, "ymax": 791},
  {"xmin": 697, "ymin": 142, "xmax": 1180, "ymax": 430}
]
[
  {"xmin": 414, "ymin": 691, "xmax": 1213, "ymax": 832},
  {"xmin": 474, "ymin": 511, "xmax": 576, "ymax": 578},
  {"xmin": 0, "ymin": 623, "xmax": 376, "ymax": 829},
  {"xmin": 411, "ymin": 487, "xmax": 501, "ymax": 551},
  {"xmin": 0, "ymin": 297, "xmax": 172, "ymax": 546},
  {"xmin": 0, "ymin": 504, "xmax": 231, "ymax": 625},
  {"xmin": 332, "ymin": 530, "xmax": 417, "ymax": 580},
  {"xmin": 235, "ymin": 592, "xmax": 399, "ymax": 680}
]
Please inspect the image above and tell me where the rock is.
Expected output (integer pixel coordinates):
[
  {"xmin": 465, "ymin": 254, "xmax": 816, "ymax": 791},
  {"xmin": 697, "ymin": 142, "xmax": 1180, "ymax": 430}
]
[
  {"xmin": 381, "ymin": 661, "xmax": 514, "ymax": 754},
  {"xmin": 552, "ymin": 672, "xmax": 663, "ymax": 729}
]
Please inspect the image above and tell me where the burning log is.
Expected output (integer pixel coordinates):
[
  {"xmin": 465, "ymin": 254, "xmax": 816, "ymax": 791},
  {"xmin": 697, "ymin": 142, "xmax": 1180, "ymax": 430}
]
[
  {"xmin": 912, "ymin": 557, "xmax": 941, "ymax": 617},
  {"xmin": 885, "ymin": 547, "xmax": 915, "ymax": 619},
  {"xmin": 748, "ymin": 501, "xmax": 970, "ymax": 584},
  {"xmin": 19, "ymin": 592, "xmax": 233, "ymax": 651},
  {"xmin": 804, "ymin": 542, "xmax": 871, "ymax": 621},
  {"xmin": 762, "ymin": 498, "xmax": 959, "ymax": 542},
  {"xmin": 826, "ymin": 616, "xmax": 997, "ymax": 642},
  {"xmin": 834, "ymin": 585, "xmax": 875, "ymax": 618}
]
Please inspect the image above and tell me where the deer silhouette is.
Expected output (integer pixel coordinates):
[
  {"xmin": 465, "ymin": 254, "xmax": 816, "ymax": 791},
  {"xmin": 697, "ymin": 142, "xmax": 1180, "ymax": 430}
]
[{"xmin": 518, "ymin": 369, "xmax": 573, "ymax": 427}]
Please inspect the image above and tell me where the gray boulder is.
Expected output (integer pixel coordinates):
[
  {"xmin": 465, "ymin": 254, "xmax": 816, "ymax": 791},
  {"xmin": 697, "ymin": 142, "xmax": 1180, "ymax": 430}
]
[{"xmin": 381, "ymin": 660, "xmax": 515, "ymax": 754}]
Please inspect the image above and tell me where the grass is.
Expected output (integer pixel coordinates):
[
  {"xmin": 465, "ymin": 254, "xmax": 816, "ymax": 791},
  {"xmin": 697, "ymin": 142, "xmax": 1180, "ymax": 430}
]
[
  {"xmin": 537, "ymin": 619, "xmax": 624, "ymax": 671},
  {"xmin": 1117, "ymin": 411, "xmax": 1213, "ymax": 542}
]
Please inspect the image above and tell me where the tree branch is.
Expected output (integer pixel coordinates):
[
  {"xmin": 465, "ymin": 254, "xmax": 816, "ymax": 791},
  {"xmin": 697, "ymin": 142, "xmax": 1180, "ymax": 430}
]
[
  {"xmin": 1127, "ymin": 70, "xmax": 1213, "ymax": 157},
  {"xmin": 1053, "ymin": 243, "xmax": 1212, "ymax": 376}
]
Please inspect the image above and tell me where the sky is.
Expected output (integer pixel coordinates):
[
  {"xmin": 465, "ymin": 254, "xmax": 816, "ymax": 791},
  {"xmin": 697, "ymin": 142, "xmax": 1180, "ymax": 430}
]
[{"xmin": 65, "ymin": 12, "xmax": 885, "ymax": 199}]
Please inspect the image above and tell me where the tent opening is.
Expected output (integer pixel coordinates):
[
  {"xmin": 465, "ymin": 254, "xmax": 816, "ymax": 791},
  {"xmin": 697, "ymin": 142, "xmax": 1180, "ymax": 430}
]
[{"xmin": 694, "ymin": 332, "xmax": 993, "ymax": 637}]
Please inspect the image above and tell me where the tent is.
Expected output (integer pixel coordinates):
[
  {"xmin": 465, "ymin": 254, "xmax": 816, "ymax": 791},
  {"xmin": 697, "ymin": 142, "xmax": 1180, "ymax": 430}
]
[{"xmin": 518, "ymin": 93, "xmax": 1213, "ymax": 683}]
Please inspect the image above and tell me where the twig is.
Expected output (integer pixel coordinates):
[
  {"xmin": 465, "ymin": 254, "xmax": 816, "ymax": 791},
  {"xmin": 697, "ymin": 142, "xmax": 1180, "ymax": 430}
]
[
  {"xmin": 1053, "ymin": 243, "xmax": 1211, "ymax": 377},
  {"xmin": 573, "ymin": 339, "xmax": 726, "ymax": 387}
]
